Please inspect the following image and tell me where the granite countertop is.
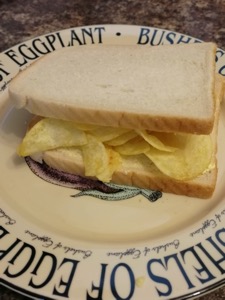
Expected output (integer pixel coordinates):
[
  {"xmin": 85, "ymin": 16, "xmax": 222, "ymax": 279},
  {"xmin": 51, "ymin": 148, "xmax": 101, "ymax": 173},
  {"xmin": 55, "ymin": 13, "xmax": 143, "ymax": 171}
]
[{"xmin": 0, "ymin": 0, "xmax": 225, "ymax": 299}]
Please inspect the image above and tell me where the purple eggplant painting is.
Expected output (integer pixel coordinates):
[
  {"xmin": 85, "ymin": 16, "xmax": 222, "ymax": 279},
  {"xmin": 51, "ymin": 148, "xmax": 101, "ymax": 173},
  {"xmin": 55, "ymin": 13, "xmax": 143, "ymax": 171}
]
[{"xmin": 25, "ymin": 157, "xmax": 162, "ymax": 202}]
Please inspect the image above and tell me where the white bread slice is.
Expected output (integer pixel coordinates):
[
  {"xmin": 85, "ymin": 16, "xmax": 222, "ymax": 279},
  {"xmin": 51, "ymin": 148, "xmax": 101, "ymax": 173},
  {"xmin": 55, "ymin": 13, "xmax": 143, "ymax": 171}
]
[
  {"xmin": 40, "ymin": 77, "xmax": 223, "ymax": 199},
  {"xmin": 9, "ymin": 43, "xmax": 216, "ymax": 134},
  {"xmin": 42, "ymin": 149, "xmax": 216, "ymax": 199}
]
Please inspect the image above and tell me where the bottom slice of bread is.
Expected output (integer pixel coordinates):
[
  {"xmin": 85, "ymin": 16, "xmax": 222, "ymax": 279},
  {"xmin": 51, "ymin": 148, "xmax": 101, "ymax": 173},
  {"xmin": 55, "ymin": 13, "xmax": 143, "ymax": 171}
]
[{"xmin": 42, "ymin": 148, "xmax": 217, "ymax": 199}]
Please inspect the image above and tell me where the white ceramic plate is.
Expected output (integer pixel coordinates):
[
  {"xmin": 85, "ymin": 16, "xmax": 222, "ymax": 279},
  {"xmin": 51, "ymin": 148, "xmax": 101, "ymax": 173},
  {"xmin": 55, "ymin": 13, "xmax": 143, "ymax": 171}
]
[{"xmin": 0, "ymin": 24, "xmax": 225, "ymax": 300}]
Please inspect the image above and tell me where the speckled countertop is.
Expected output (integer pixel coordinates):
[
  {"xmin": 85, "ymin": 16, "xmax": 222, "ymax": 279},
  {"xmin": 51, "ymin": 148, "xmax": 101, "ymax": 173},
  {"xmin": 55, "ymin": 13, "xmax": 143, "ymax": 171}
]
[{"xmin": 1, "ymin": 0, "xmax": 225, "ymax": 299}]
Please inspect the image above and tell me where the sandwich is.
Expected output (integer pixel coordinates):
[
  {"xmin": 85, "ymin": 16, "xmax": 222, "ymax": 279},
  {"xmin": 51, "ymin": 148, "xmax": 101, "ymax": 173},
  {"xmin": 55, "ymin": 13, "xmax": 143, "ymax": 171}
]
[{"xmin": 8, "ymin": 43, "xmax": 224, "ymax": 199}]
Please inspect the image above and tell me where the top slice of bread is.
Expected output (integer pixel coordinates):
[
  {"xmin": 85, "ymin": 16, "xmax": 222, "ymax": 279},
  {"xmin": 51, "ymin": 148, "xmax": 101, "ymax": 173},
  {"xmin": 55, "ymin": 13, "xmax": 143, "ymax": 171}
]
[{"xmin": 9, "ymin": 43, "xmax": 217, "ymax": 134}]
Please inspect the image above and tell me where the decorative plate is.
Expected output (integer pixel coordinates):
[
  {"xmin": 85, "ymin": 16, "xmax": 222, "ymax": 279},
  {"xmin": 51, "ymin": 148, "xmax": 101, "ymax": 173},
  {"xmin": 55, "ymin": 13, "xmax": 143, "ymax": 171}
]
[{"xmin": 0, "ymin": 24, "xmax": 225, "ymax": 300}]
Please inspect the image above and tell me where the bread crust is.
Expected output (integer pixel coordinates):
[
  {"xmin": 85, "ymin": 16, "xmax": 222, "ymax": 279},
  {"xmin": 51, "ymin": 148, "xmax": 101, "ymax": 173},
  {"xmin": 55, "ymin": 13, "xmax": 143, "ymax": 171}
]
[{"xmin": 11, "ymin": 95, "xmax": 215, "ymax": 134}]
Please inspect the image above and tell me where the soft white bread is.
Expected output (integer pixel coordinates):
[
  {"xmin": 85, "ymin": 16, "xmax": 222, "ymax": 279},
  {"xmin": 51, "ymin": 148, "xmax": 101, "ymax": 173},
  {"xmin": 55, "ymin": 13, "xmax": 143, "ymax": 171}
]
[
  {"xmin": 38, "ymin": 77, "xmax": 223, "ymax": 199},
  {"xmin": 9, "ymin": 43, "xmax": 216, "ymax": 134},
  {"xmin": 42, "ymin": 148, "xmax": 217, "ymax": 199}
]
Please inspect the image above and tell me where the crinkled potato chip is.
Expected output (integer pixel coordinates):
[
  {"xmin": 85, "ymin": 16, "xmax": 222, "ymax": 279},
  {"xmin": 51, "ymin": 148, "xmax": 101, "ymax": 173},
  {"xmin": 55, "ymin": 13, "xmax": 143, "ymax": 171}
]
[
  {"xmin": 136, "ymin": 130, "xmax": 177, "ymax": 152},
  {"xmin": 81, "ymin": 134, "xmax": 120, "ymax": 182},
  {"xmin": 115, "ymin": 136, "xmax": 150, "ymax": 155},
  {"xmin": 90, "ymin": 126, "xmax": 130, "ymax": 142},
  {"xmin": 145, "ymin": 134, "xmax": 213, "ymax": 180},
  {"xmin": 81, "ymin": 134, "xmax": 107, "ymax": 179},
  {"xmin": 18, "ymin": 118, "xmax": 87, "ymax": 156},
  {"xmin": 98, "ymin": 147, "xmax": 122, "ymax": 181},
  {"xmin": 19, "ymin": 117, "xmax": 213, "ymax": 182},
  {"xmin": 106, "ymin": 131, "xmax": 137, "ymax": 146},
  {"xmin": 151, "ymin": 132, "xmax": 192, "ymax": 148}
]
